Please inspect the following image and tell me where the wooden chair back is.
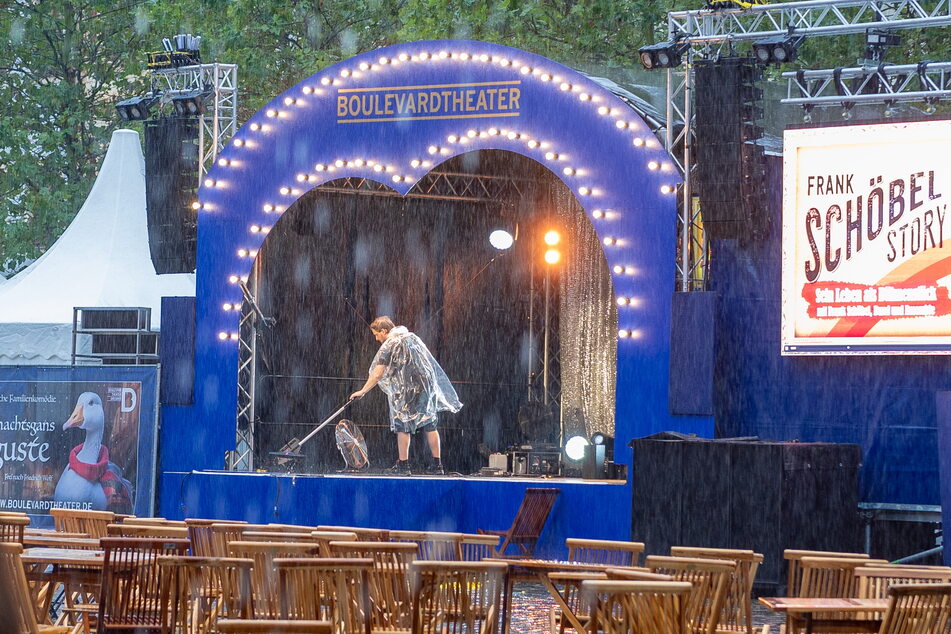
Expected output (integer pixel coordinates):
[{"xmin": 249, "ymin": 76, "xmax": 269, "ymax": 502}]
[
  {"xmin": 186, "ymin": 521, "xmax": 218, "ymax": 558},
  {"xmin": 0, "ymin": 514, "xmax": 29, "ymax": 544},
  {"xmin": 275, "ymin": 557, "xmax": 373, "ymax": 634},
  {"xmin": 670, "ymin": 546, "xmax": 764, "ymax": 634},
  {"xmin": 329, "ymin": 541, "xmax": 418, "ymax": 631},
  {"xmin": 390, "ymin": 530, "xmax": 463, "ymax": 561},
  {"xmin": 460, "ymin": 533, "xmax": 500, "ymax": 561},
  {"xmin": 0, "ymin": 542, "xmax": 45, "ymax": 634},
  {"xmin": 606, "ymin": 568, "xmax": 674, "ymax": 581},
  {"xmin": 568, "ymin": 538, "xmax": 645, "ymax": 567},
  {"xmin": 310, "ymin": 531, "xmax": 359, "ymax": 557},
  {"xmin": 784, "ymin": 549, "xmax": 870, "ymax": 596},
  {"xmin": 242, "ymin": 523, "xmax": 318, "ymax": 533},
  {"xmin": 228, "ymin": 540, "xmax": 321, "ymax": 617},
  {"xmin": 856, "ymin": 565, "xmax": 951, "ymax": 599},
  {"xmin": 218, "ymin": 620, "xmax": 332, "ymax": 633},
  {"xmin": 210, "ymin": 523, "xmax": 251, "ymax": 558},
  {"xmin": 646, "ymin": 555, "xmax": 735, "ymax": 634},
  {"xmin": 243, "ymin": 531, "xmax": 321, "ymax": 544},
  {"xmin": 409, "ymin": 560, "xmax": 507, "ymax": 634},
  {"xmin": 477, "ymin": 487, "xmax": 559, "ymax": 557},
  {"xmin": 50, "ymin": 508, "xmax": 115, "ymax": 538},
  {"xmin": 120, "ymin": 517, "xmax": 187, "ymax": 527},
  {"xmin": 317, "ymin": 525, "xmax": 390, "ymax": 541},
  {"xmin": 878, "ymin": 582, "xmax": 951, "ymax": 633},
  {"xmin": 157, "ymin": 555, "xmax": 254, "ymax": 633},
  {"xmin": 97, "ymin": 537, "xmax": 191, "ymax": 632},
  {"xmin": 798, "ymin": 556, "xmax": 890, "ymax": 598},
  {"xmin": 582, "ymin": 579, "xmax": 692, "ymax": 634},
  {"xmin": 106, "ymin": 523, "xmax": 189, "ymax": 539}
]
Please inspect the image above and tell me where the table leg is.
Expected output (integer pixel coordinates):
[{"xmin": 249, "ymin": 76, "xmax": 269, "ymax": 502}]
[
  {"xmin": 538, "ymin": 574, "xmax": 587, "ymax": 634},
  {"xmin": 502, "ymin": 569, "xmax": 513, "ymax": 634}
]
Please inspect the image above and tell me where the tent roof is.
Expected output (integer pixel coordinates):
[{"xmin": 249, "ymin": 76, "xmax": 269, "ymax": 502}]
[{"xmin": 0, "ymin": 129, "xmax": 195, "ymax": 325}]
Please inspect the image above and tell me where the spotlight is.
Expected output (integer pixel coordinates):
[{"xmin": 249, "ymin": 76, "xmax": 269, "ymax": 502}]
[
  {"xmin": 115, "ymin": 95, "xmax": 158, "ymax": 121},
  {"xmin": 752, "ymin": 34, "xmax": 804, "ymax": 65},
  {"xmin": 590, "ymin": 432, "xmax": 615, "ymax": 452},
  {"xmin": 638, "ymin": 40, "xmax": 689, "ymax": 70},
  {"xmin": 564, "ymin": 435, "xmax": 589, "ymax": 463},
  {"xmin": 171, "ymin": 90, "xmax": 211, "ymax": 116},
  {"xmin": 544, "ymin": 230, "xmax": 561, "ymax": 246},
  {"xmin": 488, "ymin": 229, "xmax": 514, "ymax": 250},
  {"xmin": 544, "ymin": 249, "xmax": 561, "ymax": 265}
]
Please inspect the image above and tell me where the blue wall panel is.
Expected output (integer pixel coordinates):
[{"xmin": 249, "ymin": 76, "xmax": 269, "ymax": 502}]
[{"xmin": 711, "ymin": 155, "xmax": 949, "ymax": 504}]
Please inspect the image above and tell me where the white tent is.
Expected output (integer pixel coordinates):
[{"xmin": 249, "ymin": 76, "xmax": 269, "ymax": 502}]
[{"xmin": 0, "ymin": 129, "xmax": 195, "ymax": 364}]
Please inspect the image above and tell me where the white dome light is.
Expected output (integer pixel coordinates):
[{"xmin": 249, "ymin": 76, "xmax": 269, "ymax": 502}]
[
  {"xmin": 489, "ymin": 229, "xmax": 514, "ymax": 250},
  {"xmin": 564, "ymin": 435, "xmax": 589, "ymax": 462}
]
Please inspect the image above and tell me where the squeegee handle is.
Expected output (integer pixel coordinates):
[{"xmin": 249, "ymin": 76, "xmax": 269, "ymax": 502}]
[{"xmin": 298, "ymin": 399, "xmax": 353, "ymax": 448}]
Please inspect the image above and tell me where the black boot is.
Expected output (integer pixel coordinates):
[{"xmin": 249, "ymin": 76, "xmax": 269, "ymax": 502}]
[
  {"xmin": 384, "ymin": 459, "xmax": 411, "ymax": 475},
  {"xmin": 425, "ymin": 459, "xmax": 445, "ymax": 475}
]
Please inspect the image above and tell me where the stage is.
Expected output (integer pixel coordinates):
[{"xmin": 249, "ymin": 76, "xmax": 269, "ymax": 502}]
[{"xmin": 160, "ymin": 470, "xmax": 630, "ymax": 559}]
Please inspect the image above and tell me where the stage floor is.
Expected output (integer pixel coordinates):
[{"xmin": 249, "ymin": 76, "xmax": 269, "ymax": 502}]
[{"xmin": 160, "ymin": 469, "xmax": 632, "ymax": 559}]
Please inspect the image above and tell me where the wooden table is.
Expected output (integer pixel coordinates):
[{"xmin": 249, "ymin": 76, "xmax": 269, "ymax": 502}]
[
  {"xmin": 21, "ymin": 547, "xmax": 105, "ymax": 625},
  {"xmin": 486, "ymin": 557, "xmax": 618, "ymax": 634},
  {"xmin": 759, "ymin": 596, "xmax": 889, "ymax": 634},
  {"xmin": 23, "ymin": 534, "xmax": 100, "ymax": 549}
]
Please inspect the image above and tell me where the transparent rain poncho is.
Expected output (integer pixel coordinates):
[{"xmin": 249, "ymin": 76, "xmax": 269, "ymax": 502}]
[
  {"xmin": 370, "ymin": 326, "xmax": 462, "ymax": 433},
  {"xmin": 335, "ymin": 419, "xmax": 369, "ymax": 470}
]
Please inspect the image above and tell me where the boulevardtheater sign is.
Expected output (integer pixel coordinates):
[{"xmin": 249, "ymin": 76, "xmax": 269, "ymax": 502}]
[{"xmin": 337, "ymin": 81, "xmax": 521, "ymax": 123}]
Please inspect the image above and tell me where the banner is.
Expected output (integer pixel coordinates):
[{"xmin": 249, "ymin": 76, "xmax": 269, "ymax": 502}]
[
  {"xmin": 782, "ymin": 119, "xmax": 951, "ymax": 355},
  {"xmin": 0, "ymin": 367, "xmax": 158, "ymax": 518}
]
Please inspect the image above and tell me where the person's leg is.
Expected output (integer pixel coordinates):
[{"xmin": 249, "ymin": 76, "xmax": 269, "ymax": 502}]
[
  {"xmin": 425, "ymin": 429, "xmax": 441, "ymax": 459},
  {"xmin": 397, "ymin": 432, "xmax": 411, "ymax": 461}
]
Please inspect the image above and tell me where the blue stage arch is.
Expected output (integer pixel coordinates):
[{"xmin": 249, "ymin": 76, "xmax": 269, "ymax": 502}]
[{"xmin": 187, "ymin": 40, "xmax": 684, "ymax": 473}]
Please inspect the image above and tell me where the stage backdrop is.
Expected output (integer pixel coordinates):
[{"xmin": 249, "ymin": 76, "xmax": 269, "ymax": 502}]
[
  {"xmin": 160, "ymin": 40, "xmax": 686, "ymax": 483},
  {"xmin": 0, "ymin": 366, "xmax": 158, "ymax": 521}
]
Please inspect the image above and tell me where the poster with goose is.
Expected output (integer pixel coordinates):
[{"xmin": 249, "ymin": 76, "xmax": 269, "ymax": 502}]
[{"xmin": 0, "ymin": 366, "xmax": 158, "ymax": 519}]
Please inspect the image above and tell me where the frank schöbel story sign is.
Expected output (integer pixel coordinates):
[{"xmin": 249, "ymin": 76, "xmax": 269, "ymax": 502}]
[{"xmin": 782, "ymin": 119, "xmax": 951, "ymax": 355}]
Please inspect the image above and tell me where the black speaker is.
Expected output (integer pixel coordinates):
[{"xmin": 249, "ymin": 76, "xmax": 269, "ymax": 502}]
[
  {"xmin": 631, "ymin": 437, "xmax": 862, "ymax": 593},
  {"xmin": 694, "ymin": 58, "xmax": 768, "ymax": 241},
  {"xmin": 81, "ymin": 308, "xmax": 158, "ymax": 364},
  {"xmin": 144, "ymin": 118, "xmax": 199, "ymax": 273}
]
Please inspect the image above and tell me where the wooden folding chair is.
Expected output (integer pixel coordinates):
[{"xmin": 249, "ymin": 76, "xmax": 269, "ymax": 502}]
[
  {"xmin": 582, "ymin": 579, "xmax": 693, "ymax": 634},
  {"xmin": 120, "ymin": 517, "xmax": 187, "ymax": 528},
  {"xmin": 459, "ymin": 533, "xmax": 500, "ymax": 561},
  {"xmin": 50, "ymin": 509, "xmax": 114, "ymax": 538},
  {"xmin": 409, "ymin": 560, "xmax": 507, "ymax": 634},
  {"xmin": 209, "ymin": 523, "xmax": 252, "ymax": 559},
  {"xmin": 97, "ymin": 537, "xmax": 191, "ymax": 633},
  {"xmin": 242, "ymin": 530, "xmax": 322, "ymax": 544},
  {"xmin": 0, "ymin": 542, "xmax": 72, "ymax": 634},
  {"xmin": 317, "ymin": 525, "xmax": 390, "ymax": 541},
  {"xmin": 157, "ymin": 555, "xmax": 253, "ymax": 633},
  {"xmin": 783, "ymin": 549, "xmax": 870, "ymax": 597},
  {"xmin": 567, "ymin": 538, "xmax": 645, "ymax": 567},
  {"xmin": 670, "ymin": 546, "xmax": 764, "ymax": 634},
  {"xmin": 229, "ymin": 540, "xmax": 321, "ymax": 618},
  {"xmin": 548, "ymin": 570, "xmax": 610, "ymax": 634},
  {"xmin": 217, "ymin": 620, "xmax": 332, "ymax": 633},
  {"xmin": 329, "ymin": 541, "xmax": 418, "ymax": 631},
  {"xmin": 646, "ymin": 555, "xmax": 736, "ymax": 634},
  {"xmin": 857, "ymin": 565, "xmax": 951, "ymax": 599},
  {"xmin": 789, "ymin": 556, "xmax": 890, "ymax": 634},
  {"xmin": 275, "ymin": 557, "xmax": 373, "ymax": 634},
  {"xmin": 105, "ymin": 523, "xmax": 189, "ymax": 539},
  {"xmin": 390, "ymin": 530, "xmax": 463, "ymax": 561},
  {"xmin": 310, "ymin": 531, "xmax": 359, "ymax": 557},
  {"xmin": 877, "ymin": 582, "xmax": 951, "ymax": 633},
  {"xmin": 477, "ymin": 488, "xmax": 560, "ymax": 558},
  {"xmin": 0, "ymin": 514, "xmax": 30, "ymax": 544}
]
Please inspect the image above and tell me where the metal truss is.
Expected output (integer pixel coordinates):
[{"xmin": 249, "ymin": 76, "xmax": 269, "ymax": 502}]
[
  {"xmin": 783, "ymin": 60, "xmax": 951, "ymax": 107},
  {"xmin": 151, "ymin": 63, "xmax": 238, "ymax": 183},
  {"xmin": 317, "ymin": 170, "xmax": 531, "ymax": 203},
  {"xmin": 670, "ymin": 0, "xmax": 951, "ymax": 47},
  {"xmin": 229, "ymin": 306, "xmax": 257, "ymax": 471},
  {"xmin": 661, "ymin": 1, "xmax": 951, "ymax": 292}
]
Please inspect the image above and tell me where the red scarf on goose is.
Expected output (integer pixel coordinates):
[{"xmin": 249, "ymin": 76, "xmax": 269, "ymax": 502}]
[{"xmin": 68, "ymin": 445, "xmax": 109, "ymax": 482}]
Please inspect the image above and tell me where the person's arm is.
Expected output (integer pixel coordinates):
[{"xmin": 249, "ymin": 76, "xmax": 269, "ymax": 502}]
[{"xmin": 350, "ymin": 364, "xmax": 387, "ymax": 400}]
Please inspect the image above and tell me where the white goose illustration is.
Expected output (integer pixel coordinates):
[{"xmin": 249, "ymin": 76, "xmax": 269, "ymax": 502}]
[{"xmin": 53, "ymin": 392, "xmax": 108, "ymax": 510}]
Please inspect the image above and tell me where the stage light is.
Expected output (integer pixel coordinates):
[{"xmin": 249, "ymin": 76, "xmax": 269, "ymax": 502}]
[
  {"xmin": 638, "ymin": 40, "xmax": 689, "ymax": 70},
  {"xmin": 218, "ymin": 332, "xmax": 228, "ymax": 340},
  {"xmin": 564, "ymin": 435, "xmax": 589, "ymax": 463},
  {"xmin": 191, "ymin": 201, "xmax": 201, "ymax": 210},
  {"xmin": 752, "ymin": 34, "xmax": 805, "ymax": 65},
  {"xmin": 171, "ymin": 90, "xmax": 211, "ymax": 116},
  {"xmin": 544, "ymin": 249, "xmax": 561, "ymax": 264},
  {"xmin": 115, "ymin": 95, "xmax": 158, "ymax": 121},
  {"xmin": 489, "ymin": 229, "xmax": 514, "ymax": 250},
  {"xmin": 544, "ymin": 230, "xmax": 561, "ymax": 246}
]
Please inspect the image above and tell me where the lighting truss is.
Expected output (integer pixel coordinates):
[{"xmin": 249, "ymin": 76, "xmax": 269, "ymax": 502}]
[
  {"xmin": 229, "ymin": 297, "xmax": 258, "ymax": 471},
  {"xmin": 151, "ymin": 63, "xmax": 238, "ymax": 184},
  {"xmin": 783, "ymin": 60, "xmax": 951, "ymax": 107},
  {"xmin": 316, "ymin": 171, "xmax": 531, "ymax": 203},
  {"xmin": 660, "ymin": 0, "xmax": 951, "ymax": 293}
]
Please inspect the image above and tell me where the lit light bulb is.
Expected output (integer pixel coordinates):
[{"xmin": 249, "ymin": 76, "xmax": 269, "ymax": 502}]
[
  {"xmin": 428, "ymin": 145, "xmax": 438, "ymax": 154},
  {"xmin": 447, "ymin": 135, "xmax": 458, "ymax": 143},
  {"xmin": 625, "ymin": 266, "xmax": 635, "ymax": 275},
  {"xmin": 578, "ymin": 187, "xmax": 591, "ymax": 196},
  {"xmin": 521, "ymin": 66, "xmax": 531, "ymax": 74},
  {"xmin": 315, "ymin": 163, "xmax": 326, "ymax": 171},
  {"xmin": 222, "ymin": 303, "xmax": 233, "ymax": 311},
  {"xmin": 218, "ymin": 332, "xmax": 228, "ymax": 340},
  {"xmin": 279, "ymin": 186, "xmax": 290, "ymax": 195},
  {"xmin": 191, "ymin": 201, "xmax": 201, "ymax": 210},
  {"xmin": 616, "ymin": 120, "xmax": 628, "ymax": 129},
  {"xmin": 204, "ymin": 178, "xmax": 215, "ymax": 188},
  {"xmin": 613, "ymin": 265, "xmax": 624, "ymax": 274},
  {"xmin": 233, "ymin": 139, "xmax": 244, "ymax": 147},
  {"xmin": 579, "ymin": 93, "xmax": 590, "ymax": 101},
  {"xmin": 597, "ymin": 106, "xmax": 609, "ymax": 115},
  {"xmin": 320, "ymin": 77, "xmax": 331, "ymax": 85},
  {"xmin": 560, "ymin": 82, "xmax": 571, "ymax": 91},
  {"xmin": 660, "ymin": 185, "xmax": 673, "ymax": 194},
  {"xmin": 544, "ymin": 249, "xmax": 561, "ymax": 264},
  {"xmin": 283, "ymin": 97, "xmax": 295, "ymax": 106},
  {"xmin": 263, "ymin": 204, "xmax": 274, "ymax": 212},
  {"xmin": 230, "ymin": 333, "xmax": 240, "ymax": 341},
  {"xmin": 237, "ymin": 249, "xmax": 248, "ymax": 257},
  {"xmin": 266, "ymin": 109, "xmax": 277, "ymax": 118},
  {"xmin": 592, "ymin": 209, "xmax": 605, "ymax": 219},
  {"xmin": 302, "ymin": 86, "xmax": 313, "ymax": 94},
  {"xmin": 617, "ymin": 297, "xmax": 629, "ymax": 306},
  {"xmin": 618, "ymin": 329, "xmax": 631, "ymax": 338},
  {"xmin": 249, "ymin": 123, "xmax": 261, "ymax": 131},
  {"xmin": 648, "ymin": 161, "xmax": 659, "ymax": 170},
  {"xmin": 603, "ymin": 237, "xmax": 616, "ymax": 246},
  {"xmin": 544, "ymin": 230, "xmax": 561, "ymax": 246},
  {"xmin": 228, "ymin": 275, "xmax": 239, "ymax": 283},
  {"xmin": 392, "ymin": 175, "xmax": 402, "ymax": 183},
  {"xmin": 633, "ymin": 137, "xmax": 644, "ymax": 146},
  {"xmin": 218, "ymin": 158, "xmax": 229, "ymax": 166},
  {"xmin": 411, "ymin": 159, "xmax": 421, "ymax": 168},
  {"xmin": 340, "ymin": 69, "xmax": 351, "ymax": 78},
  {"xmin": 563, "ymin": 167, "xmax": 575, "ymax": 176}
]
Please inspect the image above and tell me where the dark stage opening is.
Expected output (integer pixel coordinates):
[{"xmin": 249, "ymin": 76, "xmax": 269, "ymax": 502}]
[{"xmin": 244, "ymin": 150, "xmax": 617, "ymax": 475}]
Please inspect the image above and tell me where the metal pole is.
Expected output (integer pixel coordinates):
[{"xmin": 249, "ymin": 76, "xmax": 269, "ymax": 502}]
[
  {"xmin": 528, "ymin": 259, "xmax": 535, "ymax": 402},
  {"xmin": 543, "ymin": 267, "xmax": 550, "ymax": 406}
]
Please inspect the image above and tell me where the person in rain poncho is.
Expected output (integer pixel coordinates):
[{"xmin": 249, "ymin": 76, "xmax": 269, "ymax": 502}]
[{"xmin": 350, "ymin": 316, "xmax": 462, "ymax": 475}]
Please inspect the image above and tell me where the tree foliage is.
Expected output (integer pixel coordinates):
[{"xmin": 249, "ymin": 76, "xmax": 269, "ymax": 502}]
[{"xmin": 1, "ymin": 0, "xmax": 949, "ymax": 273}]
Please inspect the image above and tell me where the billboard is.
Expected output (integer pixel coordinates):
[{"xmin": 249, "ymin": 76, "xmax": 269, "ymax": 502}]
[
  {"xmin": 0, "ymin": 366, "xmax": 158, "ymax": 518},
  {"xmin": 782, "ymin": 119, "xmax": 951, "ymax": 355}
]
